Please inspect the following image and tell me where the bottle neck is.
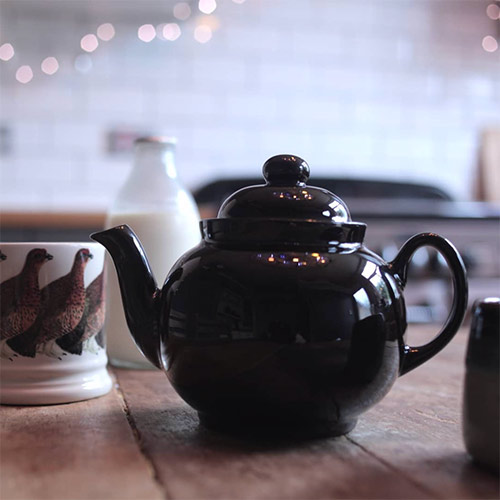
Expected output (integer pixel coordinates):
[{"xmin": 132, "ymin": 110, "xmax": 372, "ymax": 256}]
[
  {"xmin": 133, "ymin": 142, "xmax": 177, "ymax": 180},
  {"xmin": 110, "ymin": 140, "xmax": 184, "ymax": 212}
]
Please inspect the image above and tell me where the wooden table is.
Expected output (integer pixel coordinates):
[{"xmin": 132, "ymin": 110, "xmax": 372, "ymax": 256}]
[{"xmin": 1, "ymin": 327, "xmax": 499, "ymax": 500}]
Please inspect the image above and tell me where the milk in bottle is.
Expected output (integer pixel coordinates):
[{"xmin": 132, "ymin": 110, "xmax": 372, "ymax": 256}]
[{"xmin": 105, "ymin": 137, "xmax": 200, "ymax": 369}]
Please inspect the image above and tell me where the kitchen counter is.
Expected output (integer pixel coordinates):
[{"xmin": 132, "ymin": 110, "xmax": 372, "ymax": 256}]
[
  {"xmin": 1, "ymin": 327, "xmax": 498, "ymax": 500},
  {"xmin": 0, "ymin": 211, "xmax": 105, "ymax": 229},
  {"xmin": 0, "ymin": 211, "xmax": 107, "ymax": 243}
]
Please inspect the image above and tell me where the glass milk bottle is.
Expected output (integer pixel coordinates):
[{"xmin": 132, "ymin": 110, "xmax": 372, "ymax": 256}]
[{"xmin": 105, "ymin": 137, "xmax": 200, "ymax": 369}]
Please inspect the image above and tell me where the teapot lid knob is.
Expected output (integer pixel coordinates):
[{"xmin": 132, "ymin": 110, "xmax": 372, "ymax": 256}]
[
  {"xmin": 263, "ymin": 155, "xmax": 310, "ymax": 186},
  {"xmin": 217, "ymin": 153, "xmax": 352, "ymax": 224}
]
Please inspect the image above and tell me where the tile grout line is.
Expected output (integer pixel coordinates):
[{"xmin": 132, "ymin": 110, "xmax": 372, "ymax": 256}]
[
  {"xmin": 113, "ymin": 373, "xmax": 173, "ymax": 500},
  {"xmin": 345, "ymin": 434, "xmax": 442, "ymax": 500}
]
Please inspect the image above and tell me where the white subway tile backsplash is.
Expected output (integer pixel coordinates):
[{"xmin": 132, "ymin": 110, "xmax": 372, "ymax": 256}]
[
  {"xmin": 258, "ymin": 62, "xmax": 313, "ymax": 90},
  {"xmin": 12, "ymin": 121, "xmax": 55, "ymax": 154},
  {"xmin": 0, "ymin": 0, "xmax": 496, "ymax": 210},
  {"xmin": 313, "ymin": 131, "xmax": 375, "ymax": 167},
  {"xmin": 0, "ymin": 187, "xmax": 52, "ymax": 211},
  {"xmin": 46, "ymin": 180, "xmax": 117, "ymax": 212},
  {"xmin": 260, "ymin": 129, "xmax": 313, "ymax": 160},
  {"xmin": 191, "ymin": 126, "xmax": 247, "ymax": 155},
  {"xmin": 289, "ymin": 102, "xmax": 340, "ymax": 129},
  {"xmin": 192, "ymin": 57, "xmax": 247, "ymax": 85},
  {"xmin": 51, "ymin": 122, "xmax": 102, "ymax": 156},
  {"xmin": 85, "ymin": 88, "xmax": 146, "ymax": 120},
  {"xmin": 384, "ymin": 134, "xmax": 435, "ymax": 162},
  {"xmin": 17, "ymin": 158, "xmax": 77, "ymax": 184},
  {"xmin": 156, "ymin": 89, "xmax": 225, "ymax": 117},
  {"xmin": 222, "ymin": 25, "xmax": 282, "ymax": 55},
  {"xmin": 354, "ymin": 102, "xmax": 402, "ymax": 128},
  {"xmin": 226, "ymin": 94, "xmax": 279, "ymax": 122},
  {"xmin": 463, "ymin": 76, "xmax": 495, "ymax": 100},
  {"xmin": 0, "ymin": 158, "xmax": 20, "ymax": 183}
]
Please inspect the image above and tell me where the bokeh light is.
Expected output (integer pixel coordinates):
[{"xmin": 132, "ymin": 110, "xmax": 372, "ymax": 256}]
[
  {"xmin": 198, "ymin": 0, "xmax": 217, "ymax": 15},
  {"xmin": 16, "ymin": 65, "xmax": 33, "ymax": 83},
  {"xmin": 0, "ymin": 43, "xmax": 14, "ymax": 61},
  {"xmin": 482, "ymin": 35, "xmax": 498, "ymax": 52},
  {"xmin": 194, "ymin": 25, "xmax": 213, "ymax": 43},
  {"xmin": 75, "ymin": 54, "xmax": 93, "ymax": 73},
  {"xmin": 486, "ymin": 3, "xmax": 500, "ymax": 19},
  {"xmin": 81, "ymin": 34, "xmax": 99, "ymax": 52},
  {"xmin": 173, "ymin": 2, "xmax": 192, "ymax": 20},
  {"xmin": 201, "ymin": 15, "xmax": 220, "ymax": 31},
  {"xmin": 41, "ymin": 56, "xmax": 59, "ymax": 75},
  {"xmin": 138, "ymin": 24, "xmax": 156, "ymax": 42},
  {"xmin": 97, "ymin": 23, "xmax": 115, "ymax": 41},
  {"xmin": 163, "ymin": 23, "xmax": 182, "ymax": 41}
]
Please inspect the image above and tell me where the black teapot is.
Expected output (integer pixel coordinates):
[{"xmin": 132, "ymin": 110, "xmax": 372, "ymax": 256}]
[{"xmin": 92, "ymin": 155, "xmax": 468, "ymax": 437}]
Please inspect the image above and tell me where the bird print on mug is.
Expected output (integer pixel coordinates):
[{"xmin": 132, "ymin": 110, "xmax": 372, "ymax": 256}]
[
  {"xmin": 0, "ymin": 249, "xmax": 53, "ymax": 356},
  {"xmin": 8, "ymin": 248, "xmax": 93, "ymax": 358},
  {"xmin": 0, "ymin": 250, "xmax": 7, "ymax": 261},
  {"xmin": 56, "ymin": 270, "xmax": 106, "ymax": 355}
]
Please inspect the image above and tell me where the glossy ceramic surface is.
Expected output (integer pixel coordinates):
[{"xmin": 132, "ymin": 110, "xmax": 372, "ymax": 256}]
[
  {"xmin": 0, "ymin": 242, "xmax": 112, "ymax": 405},
  {"xmin": 160, "ymin": 242, "xmax": 402, "ymax": 435},
  {"xmin": 92, "ymin": 154, "xmax": 468, "ymax": 436},
  {"xmin": 463, "ymin": 298, "xmax": 500, "ymax": 471}
]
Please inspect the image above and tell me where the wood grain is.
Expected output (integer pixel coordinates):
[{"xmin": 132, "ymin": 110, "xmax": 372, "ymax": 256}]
[
  {"xmin": 348, "ymin": 327, "xmax": 500, "ymax": 499},
  {"xmin": 114, "ymin": 327, "xmax": 499, "ymax": 500},
  {"xmin": 0, "ymin": 380, "xmax": 164, "ymax": 500},
  {"xmin": 0, "ymin": 211, "xmax": 105, "ymax": 229},
  {"xmin": 115, "ymin": 368, "xmax": 430, "ymax": 499},
  {"xmin": 1, "ymin": 327, "xmax": 498, "ymax": 500}
]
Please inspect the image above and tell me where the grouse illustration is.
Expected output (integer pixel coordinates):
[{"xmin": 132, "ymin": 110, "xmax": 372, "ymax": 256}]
[
  {"xmin": 8, "ymin": 248, "xmax": 93, "ymax": 358},
  {"xmin": 0, "ymin": 249, "xmax": 53, "ymax": 350},
  {"xmin": 57, "ymin": 270, "xmax": 105, "ymax": 355},
  {"xmin": 0, "ymin": 250, "xmax": 6, "ymax": 261}
]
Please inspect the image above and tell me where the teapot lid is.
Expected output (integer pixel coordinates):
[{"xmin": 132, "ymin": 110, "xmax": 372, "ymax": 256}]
[
  {"xmin": 218, "ymin": 155, "xmax": 351, "ymax": 222},
  {"xmin": 202, "ymin": 155, "xmax": 366, "ymax": 248}
]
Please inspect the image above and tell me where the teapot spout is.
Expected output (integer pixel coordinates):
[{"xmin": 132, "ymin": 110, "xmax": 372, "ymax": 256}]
[{"xmin": 91, "ymin": 225, "xmax": 163, "ymax": 369}]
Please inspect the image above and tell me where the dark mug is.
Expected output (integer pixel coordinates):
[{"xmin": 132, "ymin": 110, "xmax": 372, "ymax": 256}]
[{"xmin": 463, "ymin": 298, "xmax": 500, "ymax": 472}]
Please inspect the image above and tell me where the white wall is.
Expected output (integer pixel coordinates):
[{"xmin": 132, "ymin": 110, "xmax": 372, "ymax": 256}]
[{"xmin": 0, "ymin": 0, "xmax": 499, "ymax": 212}]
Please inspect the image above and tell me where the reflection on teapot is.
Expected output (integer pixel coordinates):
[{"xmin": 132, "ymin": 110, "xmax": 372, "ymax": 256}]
[{"xmin": 92, "ymin": 154, "xmax": 468, "ymax": 437}]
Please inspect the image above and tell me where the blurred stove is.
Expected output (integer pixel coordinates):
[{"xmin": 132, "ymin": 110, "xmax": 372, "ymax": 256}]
[
  {"xmin": 194, "ymin": 177, "xmax": 500, "ymax": 324},
  {"xmin": 349, "ymin": 199, "xmax": 500, "ymax": 323}
]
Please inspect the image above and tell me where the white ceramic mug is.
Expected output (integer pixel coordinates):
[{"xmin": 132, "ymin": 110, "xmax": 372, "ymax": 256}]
[{"xmin": 0, "ymin": 242, "xmax": 112, "ymax": 405}]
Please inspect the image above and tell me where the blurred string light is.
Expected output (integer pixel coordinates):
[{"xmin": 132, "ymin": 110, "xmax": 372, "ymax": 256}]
[
  {"xmin": 482, "ymin": 35, "xmax": 499, "ymax": 52},
  {"xmin": 163, "ymin": 23, "xmax": 182, "ymax": 41},
  {"xmin": 7, "ymin": 21, "xmax": 115, "ymax": 83},
  {"xmin": 138, "ymin": 24, "xmax": 156, "ymax": 42},
  {"xmin": 75, "ymin": 53, "xmax": 93, "ymax": 73},
  {"xmin": 483, "ymin": 3, "xmax": 499, "ymax": 52},
  {"xmin": 194, "ymin": 24, "xmax": 212, "ymax": 43},
  {"xmin": 486, "ymin": 3, "xmax": 500, "ymax": 20},
  {"xmin": 41, "ymin": 56, "xmax": 59, "ymax": 75},
  {"xmin": 97, "ymin": 23, "xmax": 115, "ymax": 41},
  {"xmin": 81, "ymin": 33, "xmax": 99, "ymax": 52},
  {"xmin": 140, "ymin": 0, "xmax": 227, "ymax": 45},
  {"xmin": 198, "ymin": 0, "xmax": 217, "ymax": 15},
  {"xmin": 10, "ymin": 0, "xmax": 249, "ymax": 84},
  {"xmin": 16, "ymin": 65, "xmax": 33, "ymax": 83},
  {"xmin": 173, "ymin": 2, "xmax": 192, "ymax": 21},
  {"xmin": 199, "ymin": 15, "xmax": 220, "ymax": 30},
  {"xmin": 0, "ymin": 43, "xmax": 14, "ymax": 61}
]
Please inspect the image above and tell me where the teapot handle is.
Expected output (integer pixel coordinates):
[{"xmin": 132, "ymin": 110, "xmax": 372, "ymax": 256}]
[{"xmin": 389, "ymin": 233, "xmax": 468, "ymax": 375}]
